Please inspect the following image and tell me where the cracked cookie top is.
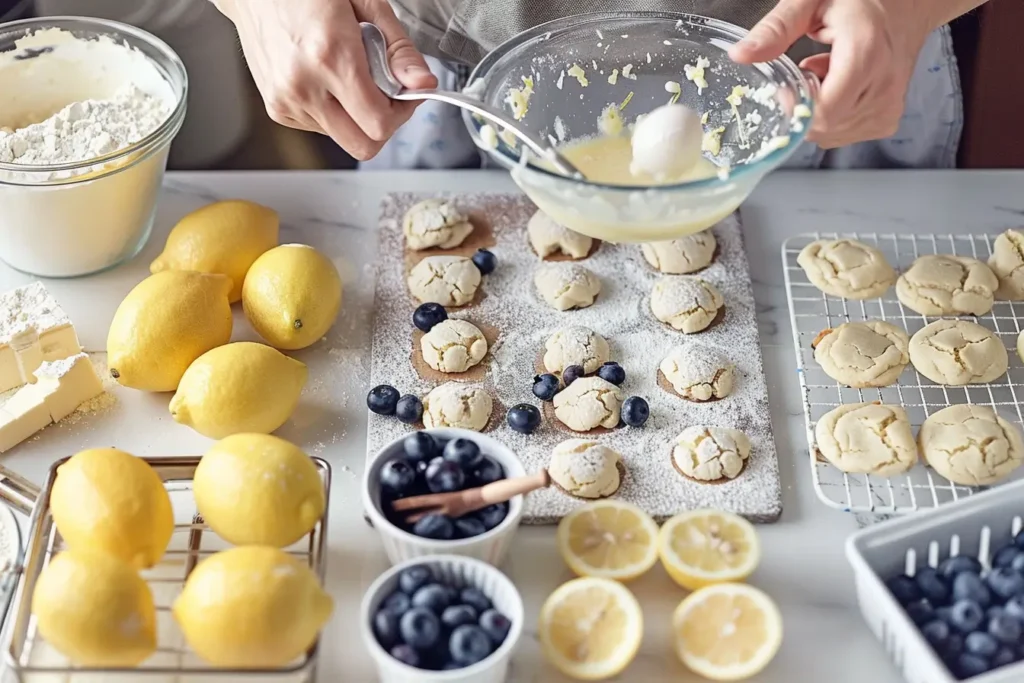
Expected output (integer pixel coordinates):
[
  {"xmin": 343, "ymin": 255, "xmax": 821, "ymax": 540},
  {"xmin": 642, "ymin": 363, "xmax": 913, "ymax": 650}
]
[
  {"xmin": 548, "ymin": 438, "xmax": 621, "ymax": 498},
  {"xmin": 797, "ymin": 239, "xmax": 895, "ymax": 300},
  {"xmin": 660, "ymin": 344, "xmax": 734, "ymax": 401},
  {"xmin": 407, "ymin": 255, "xmax": 481, "ymax": 307},
  {"xmin": 908, "ymin": 319, "xmax": 1008, "ymax": 385},
  {"xmin": 814, "ymin": 403, "xmax": 917, "ymax": 477},
  {"xmin": 671, "ymin": 426, "xmax": 751, "ymax": 482},
  {"xmin": 420, "ymin": 319, "xmax": 488, "ymax": 373},
  {"xmin": 402, "ymin": 199, "xmax": 474, "ymax": 251},
  {"xmin": 989, "ymin": 228, "xmax": 1024, "ymax": 300},
  {"xmin": 543, "ymin": 326, "xmax": 610, "ymax": 374},
  {"xmin": 422, "ymin": 382, "xmax": 492, "ymax": 431},
  {"xmin": 534, "ymin": 263, "xmax": 601, "ymax": 311},
  {"xmin": 552, "ymin": 376, "xmax": 624, "ymax": 432},
  {"xmin": 527, "ymin": 210, "xmax": 593, "ymax": 260},
  {"xmin": 813, "ymin": 321, "xmax": 910, "ymax": 388},
  {"xmin": 919, "ymin": 404, "xmax": 1024, "ymax": 485},
  {"xmin": 896, "ymin": 254, "xmax": 998, "ymax": 316},
  {"xmin": 640, "ymin": 230, "xmax": 717, "ymax": 274},
  {"xmin": 650, "ymin": 276, "xmax": 723, "ymax": 334}
]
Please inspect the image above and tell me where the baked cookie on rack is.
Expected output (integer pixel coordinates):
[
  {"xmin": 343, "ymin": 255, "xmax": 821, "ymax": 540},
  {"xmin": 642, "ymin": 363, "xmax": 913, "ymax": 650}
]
[
  {"xmin": 548, "ymin": 439, "xmax": 622, "ymax": 498},
  {"xmin": 796, "ymin": 239, "xmax": 895, "ymax": 299},
  {"xmin": 650, "ymin": 276, "xmax": 724, "ymax": 333},
  {"xmin": 814, "ymin": 403, "xmax": 917, "ymax": 477},
  {"xmin": 527, "ymin": 210, "xmax": 593, "ymax": 260},
  {"xmin": 908, "ymin": 319, "xmax": 1007, "ymax": 385},
  {"xmin": 659, "ymin": 344, "xmax": 734, "ymax": 401},
  {"xmin": 534, "ymin": 263, "xmax": 601, "ymax": 311},
  {"xmin": 553, "ymin": 377, "xmax": 624, "ymax": 432},
  {"xmin": 407, "ymin": 255, "xmax": 481, "ymax": 307},
  {"xmin": 420, "ymin": 319, "xmax": 488, "ymax": 373},
  {"xmin": 542, "ymin": 326, "xmax": 610, "ymax": 375},
  {"xmin": 402, "ymin": 199, "xmax": 473, "ymax": 250},
  {"xmin": 919, "ymin": 404, "xmax": 1024, "ymax": 485},
  {"xmin": 422, "ymin": 382, "xmax": 492, "ymax": 431},
  {"xmin": 812, "ymin": 321, "xmax": 910, "ymax": 388},
  {"xmin": 640, "ymin": 231, "xmax": 717, "ymax": 274},
  {"xmin": 988, "ymin": 228, "xmax": 1024, "ymax": 300},
  {"xmin": 671, "ymin": 426, "xmax": 751, "ymax": 482},
  {"xmin": 895, "ymin": 254, "xmax": 998, "ymax": 316}
]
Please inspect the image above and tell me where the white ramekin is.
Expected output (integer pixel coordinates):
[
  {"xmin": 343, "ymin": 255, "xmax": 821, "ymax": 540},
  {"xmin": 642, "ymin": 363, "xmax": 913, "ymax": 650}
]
[
  {"xmin": 360, "ymin": 555, "xmax": 524, "ymax": 683},
  {"xmin": 363, "ymin": 428, "xmax": 525, "ymax": 566}
]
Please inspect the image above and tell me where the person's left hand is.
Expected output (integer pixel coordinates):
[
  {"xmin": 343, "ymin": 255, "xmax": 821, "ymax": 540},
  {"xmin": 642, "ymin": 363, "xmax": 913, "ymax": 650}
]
[{"xmin": 729, "ymin": 0, "xmax": 933, "ymax": 149}]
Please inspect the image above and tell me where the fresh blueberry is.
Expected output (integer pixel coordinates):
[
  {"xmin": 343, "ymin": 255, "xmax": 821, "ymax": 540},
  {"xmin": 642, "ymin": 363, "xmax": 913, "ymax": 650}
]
[
  {"xmin": 441, "ymin": 605, "xmax": 478, "ymax": 630},
  {"xmin": 905, "ymin": 599, "xmax": 935, "ymax": 625},
  {"xmin": 507, "ymin": 404, "xmax": 541, "ymax": 434},
  {"xmin": 949, "ymin": 600, "xmax": 985, "ymax": 633},
  {"xmin": 956, "ymin": 653, "xmax": 990, "ymax": 678},
  {"xmin": 373, "ymin": 610, "xmax": 401, "ymax": 649},
  {"xmin": 621, "ymin": 396, "xmax": 650, "ymax": 428},
  {"xmin": 533, "ymin": 373, "xmax": 560, "ymax": 401},
  {"xmin": 413, "ymin": 302, "xmax": 448, "ymax": 333},
  {"xmin": 922, "ymin": 619, "xmax": 951, "ymax": 647},
  {"xmin": 477, "ymin": 503, "xmax": 508, "ymax": 531},
  {"xmin": 562, "ymin": 365, "xmax": 585, "ymax": 387},
  {"xmin": 966, "ymin": 631, "xmax": 1000, "ymax": 658},
  {"xmin": 471, "ymin": 457, "xmax": 504, "ymax": 486},
  {"xmin": 390, "ymin": 644, "xmax": 421, "ymax": 667},
  {"xmin": 936, "ymin": 606, "xmax": 955, "ymax": 626},
  {"xmin": 400, "ymin": 607, "xmax": 441, "ymax": 650},
  {"xmin": 460, "ymin": 588, "xmax": 492, "ymax": 614},
  {"xmin": 403, "ymin": 432, "xmax": 438, "ymax": 464},
  {"xmin": 479, "ymin": 609, "xmax": 512, "ymax": 646},
  {"xmin": 412, "ymin": 514, "xmax": 454, "ymax": 540},
  {"xmin": 426, "ymin": 459, "xmax": 466, "ymax": 493},
  {"xmin": 953, "ymin": 572, "xmax": 992, "ymax": 608},
  {"xmin": 443, "ymin": 438, "xmax": 483, "ymax": 469},
  {"xmin": 987, "ymin": 567, "xmax": 1024, "ymax": 600},
  {"xmin": 990, "ymin": 612, "xmax": 1023, "ymax": 644},
  {"xmin": 1014, "ymin": 529, "xmax": 1024, "ymax": 550},
  {"xmin": 453, "ymin": 516, "xmax": 487, "ymax": 538},
  {"xmin": 368, "ymin": 385, "xmax": 401, "ymax": 415},
  {"xmin": 449, "ymin": 624, "xmax": 494, "ymax": 665},
  {"xmin": 472, "ymin": 249, "xmax": 497, "ymax": 275},
  {"xmin": 396, "ymin": 395, "xmax": 424, "ymax": 424},
  {"xmin": 1012, "ymin": 553, "xmax": 1024, "ymax": 573},
  {"xmin": 380, "ymin": 459, "xmax": 416, "ymax": 495},
  {"xmin": 1004, "ymin": 595, "xmax": 1024, "ymax": 621},
  {"xmin": 945, "ymin": 633, "xmax": 965, "ymax": 659},
  {"xmin": 380, "ymin": 591, "xmax": 412, "ymax": 617},
  {"xmin": 993, "ymin": 647, "xmax": 1017, "ymax": 667},
  {"xmin": 597, "ymin": 362, "xmax": 626, "ymax": 386},
  {"xmin": 412, "ymin": 584, "xmax": 452, "ymax": 615},
  {"xmin": 915, "ymin": 568, "xmax": 950, "ymax": 605},
  {"xmin": 993, "ymin": 544, "xmax": 1023, "ymax": 569},
  {"xmin": 939, "ymin": 555, "xmax": 983, "ymax": 580},
  {"xmin": 398, "ymin": 566, "xmax": 432, "ymax": 595}
]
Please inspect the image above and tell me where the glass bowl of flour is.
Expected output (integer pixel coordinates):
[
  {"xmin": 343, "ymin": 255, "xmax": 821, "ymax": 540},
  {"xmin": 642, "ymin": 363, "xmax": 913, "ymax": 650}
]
[
  {"xmin": 463, "ymin": 12, "xmax": 816, "ymax": 243},
  {"xmin": 0, "ymin": 17, "xmax": 187, "ymax": 277}
]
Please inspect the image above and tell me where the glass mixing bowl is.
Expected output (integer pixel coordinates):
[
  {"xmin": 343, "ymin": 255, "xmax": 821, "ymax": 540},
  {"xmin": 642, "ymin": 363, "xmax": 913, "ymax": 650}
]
[{"xmin": 463, "ymin": 12, "xmax": 817, "ymax": 243}]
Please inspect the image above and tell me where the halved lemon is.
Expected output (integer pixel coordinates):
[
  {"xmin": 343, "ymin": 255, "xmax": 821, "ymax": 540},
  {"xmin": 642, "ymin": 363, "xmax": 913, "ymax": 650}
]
[
  {"xmin": 556, "ymin": 500, "xmax": 660, "ymax": 581},
  {"xmin": 658, "ymin": 509, "xmax": 760, "ymax": 590},
  {"xmin": 673, "ymin": 583, "xmax": 783, "ymax": 681},
  {"xmin": 538, "ymin": 577, "xmax": 644, "ymax": 680}
]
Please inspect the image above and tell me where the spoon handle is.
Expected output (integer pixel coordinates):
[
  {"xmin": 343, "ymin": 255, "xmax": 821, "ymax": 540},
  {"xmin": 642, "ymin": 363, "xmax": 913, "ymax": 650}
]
[{"xmin": 474, "ymin": 469, "xmax": 551, "ymax": 507}]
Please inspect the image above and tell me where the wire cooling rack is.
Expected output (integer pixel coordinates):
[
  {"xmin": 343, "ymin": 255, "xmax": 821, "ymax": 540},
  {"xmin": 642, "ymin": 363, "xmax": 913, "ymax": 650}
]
[{"xmin": 782, "ymin": 232, "xmax": 1024, "ymax": 515}]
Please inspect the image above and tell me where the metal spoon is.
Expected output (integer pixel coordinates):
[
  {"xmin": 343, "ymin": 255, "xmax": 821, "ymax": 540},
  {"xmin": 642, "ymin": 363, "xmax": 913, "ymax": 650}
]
[{"xmin": 359, "ymin": 22, "xmax": 584, "ymax": 179}]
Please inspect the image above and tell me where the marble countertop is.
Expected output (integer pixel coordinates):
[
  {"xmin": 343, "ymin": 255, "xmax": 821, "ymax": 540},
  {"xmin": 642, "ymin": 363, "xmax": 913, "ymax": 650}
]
[{"xmin": 4, "ymin": 169, "xmax": 1024, "ymax": 682}]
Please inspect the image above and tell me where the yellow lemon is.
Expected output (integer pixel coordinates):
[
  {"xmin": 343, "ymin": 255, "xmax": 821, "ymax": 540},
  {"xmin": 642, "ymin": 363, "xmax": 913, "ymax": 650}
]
[
  {"xmin": 107, "ymin": 271, "xmax": 233, "ymax": 392},
  {"xmin": 556, "ymin": 500, "xmax": 659, "ymax": 581},
  {"xmin": 194, "ymin": 433, "xmax": 325, "ymax": 547},
  {"xmin": 538, "ymin": 577, "xmax": 643, "ymax": 680},
  {"xmin": 151, "ymin": 200, "xmax": 280, "ymax": 303},
  {"xmin": 32, "ymin": 549, "xmax": 157, "ymax": 667},
  {"xmin": 50, "ymin": 448, "xmax": 174, "ymax": 569},
  {"xmin": 172, "ymin": 546, "xmax": 334, "ymax": 668},
  {"xmin": 672, "ymin": 583, "xmax": 783, "ymax": 681},
  {"xmin": 169, "ymin": 342, "xmax": 307, "ymax": 439},
  {"xmin": 242, "ymin": 244, "xmax": 342, "ymax": 350},
  {"xmin": 658, "ymin": 509, "xmax": 760, "ymax": 591}
]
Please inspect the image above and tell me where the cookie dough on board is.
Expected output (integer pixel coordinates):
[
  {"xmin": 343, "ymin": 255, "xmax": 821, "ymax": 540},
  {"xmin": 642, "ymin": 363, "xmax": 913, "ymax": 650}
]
[
  {"xmin": 407, "ymin": 255, "xmax": 481, "ymax": 307},
  {"xmin": 640, "ymin": 231, "xmax": 717, "ymax": 274},
  {"xmin": 671, "ymin": 426, "xmax": 751, "ymax": 482},
  {"xmin": 919, "ymin": 404, "xmax": 1024, "ymax": 485},
  {"xmin": 650, "ymin": 276, "xmax": 724, "ymax": 333},
  {"xmin": 895, "ymin": 255, "xmax": 998, "ymax": 316},
  {"xmin": 553, "ymin": 377, "xmax": 624, "ymax": 432},
  {"xmin": 534, "ymin": 263, "xmax": 601, "ymax": 311},
  {"xmin": 527, "ymin": 211, "xmax": 593, "ymax": 260},
  {"xmin": 988, "ymin": 229, "xmax": 1024, "ymax": 300},
  {"xmin": 548, "ymin": 439, "xmax": 622, "ymax": 498},
  {"xmin": 402, "ymin": 199, "xmax": 474, "ymax": 251},
  {"xmin": 659, "ymin": 344, "xmax": 734, "ymax": 401},
  {"xmin": 422, "ymin": 383, "xmax": 493, "ymax": 431},
  {"xmin": 797, "ymin": 239, "xmax": 896, "ymax": 299},
  {"xmin": 812, "ymin": 321, "xmax": 910, "ymax": 388},
  {"xmin": 908, "ymin": 319, "xmax": 1008, "ymax": 385},
  {"xmin": 543, "ymin": 326, "xmax": 611, "ymax": 375},
  {"xmin": 420, "ymin": 319, "xmax": 488, "ymax": 373},
  {"xmin": 814, "ymin": 403, "xmax": 917, "ymax": 477}
]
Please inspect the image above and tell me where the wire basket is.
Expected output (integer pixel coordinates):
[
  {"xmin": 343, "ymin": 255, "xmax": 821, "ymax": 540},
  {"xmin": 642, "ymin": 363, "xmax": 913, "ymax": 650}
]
[
  {"xmin": 782, "ymin": 232, "xmax": 1024, "ymax": 515},
  {"xmin": 0, "ymin": 455, "xmax": 331, "ymax": 682}
]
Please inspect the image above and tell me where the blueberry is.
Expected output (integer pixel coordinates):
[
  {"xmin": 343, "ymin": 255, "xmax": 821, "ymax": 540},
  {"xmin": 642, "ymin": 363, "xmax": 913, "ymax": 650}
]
[
  {"xmin": 966, "ymin": 631, "xmax": 1000, "ymax": 658},
  {"xmin": 533, "ymin": 373, "xmax": 560, "ymax": 401},
  {"xmin": 373, "ymin": 610, "xmax": 401, "ymax": 649},
  {"xmin": 1012, "ymin": 553, "xmax": 1024, "ymax": 573},
  {"xmin": 507, "ymin": 404, "xmax": 541, "ymax": 434},
  {"xmin": 993, "ymin": 544, "xmax": 1023, "ymax": 569},
  {"xmin": 597, "ymin": 362, "xmax": 626, "ymax": 386},
  {"xmin": 441, "ymin": 605, "xmax": 478, "ymax": 629},
  {"xmin": 413, "ymin": 302, "xmax": 448, "ymax": 333},
  {"xmin": 479, "ymin": 609, "xmax": 512, "ymax": 646},
  {"xmin": 471, "ymin": 457, "xmax": 504, "ymax": 486},
  {"xmin": 621, "ymin": 396, "xmax": 650, "ymax": 428},
  {"xmin": 953, "ymin": 572, "xmax": 992, "ymax": 608},
  {"xmin": 453, "ymin": 516, "xmax": 487, "ymax": 538},
  {"xmin": 477, "ymin": 503, "xmax": 508, "ymax": 531},
  {"xmin": 398, "ymin": 566, "xmax": 432, "ymax": 595},
  {"xmin": 987, "ymin": 567, "xmax": 1024, "ymax": 600},
  {"xmin": 368, "ymin": 385, "xmax": 401, "ymax": 415},
  {"xmin": 403, "ymin": 432, "xmax": 438, "ymax": 464},
  {"xmin": 426, "ymin": 459, "xmax": 466, "ymax": 493},
  {"xmin": 936, "ymin": 606, "xmax": 955, "ymax": 626},
  {"xmin": 412, "ymin": 514, "xmax": 454, "ymax": 540},
  {"xmin": 940, "ymin": 555, "xmax": 983, "ymax": 580},
  {"xmin": 412, "ymin": 584, "xmax": 452, "ymax": 615},
  {"xmin": 396, "ymin": 395, "xmax": 424, "ymax": 424},
  {"xmin": 949, "ymin": 600, "xmax": 985, "ymax": 633},
  {"xmin": 922, "ymin": 619, "xmax": 951, "ymax": 647},
  {"xmin": 460, "ymin": 588, "xmax": 492, "ymax": 614},
  {"xmin": 1014, "ymin": 529, "xmax": 1024, "ymax": 550},
  {"xmin": 562, "ymin": 365, "xmax": 585, "ymax": 387},
  {"xmin": 956, "ymin": 653, "xmax": 990, "ymax": 678},
  {"xmin": 443, "ymin": 438, "xmax": 483, "ymax": 469},
  {"xmin": 380, "ymin": 459, "xmax": 416, "ymax": 495},
  {"xmin": 390, "ymin": 644, "xmax": 421, "ymax": 667},
  {"xmin": 989, "ymin": 612, "xmax": 1023, "ymax": 644},
  {"xmin": 915, "ymin": 568, "xmax": 950, "ymax": 605},
  {"xmin": 400, "ymin": 607, "xmax": 441, "ymax": 650},
  {"xmin": 381, "ymin": 591, "xmax": 412, "ymax": 616},
  {"xmin": 449, "ymin": 624, "xmax": 494, "ymax": 665},
  {"xmin": 993, "ymin": 647, "xmax": 1017, "ymax": 667},
  {"xmin": 1005, "ymin": 595, "xmax": 1024, "ymax": 621},
  {"xmin": 905, "ymin": 599, "xmax": 934, "ymax": 625},
  {"xmin": 472, "ymin": 249, "xmax": 498, "ymax": 275},
  {"xmin": 945, "ymin": 633, "xmax": 965, "ymax": 659}
]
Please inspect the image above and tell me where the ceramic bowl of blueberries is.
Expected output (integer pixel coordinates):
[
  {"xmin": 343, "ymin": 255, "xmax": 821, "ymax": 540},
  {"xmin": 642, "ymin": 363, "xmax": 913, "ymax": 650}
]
[
  {"xmin": 360, "ymin": 555, "xmax": 524, "ymax": 683},
  {"xmin": 363, "ymin": 428, "xmax": 526, "ymax": 566}
]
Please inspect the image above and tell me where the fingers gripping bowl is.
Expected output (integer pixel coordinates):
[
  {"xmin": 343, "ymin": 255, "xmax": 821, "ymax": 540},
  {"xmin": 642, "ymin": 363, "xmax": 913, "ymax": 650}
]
[{"xmin": 463, "ymin": 12, "xmax": 817, "ymax": 243}]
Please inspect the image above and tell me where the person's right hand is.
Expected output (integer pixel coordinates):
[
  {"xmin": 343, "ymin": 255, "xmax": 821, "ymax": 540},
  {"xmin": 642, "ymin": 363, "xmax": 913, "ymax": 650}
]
[{"xmin": 213, "ymin": 0, "xmax": 437, "ymax": 160}]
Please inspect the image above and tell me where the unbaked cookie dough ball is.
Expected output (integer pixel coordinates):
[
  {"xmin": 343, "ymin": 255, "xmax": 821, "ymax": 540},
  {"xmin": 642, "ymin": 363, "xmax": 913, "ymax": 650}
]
[
  {"xmin": 797, "ymin": 239, "xmax": 895, "ymax": 299},
  {"xmin": 548, "ymin": 439, "xmax": 621, "ymax": 498},
  {"xmin": 919, "ymin": 404, "xmax": 1024, "ymax": 485},
  {"xmin": 527, "ymin": 210, "xmax": 593, "ymax": 259},
  {"xmin": 422, "ymin": 383, "xmax": 493, "ymax": 431},
  {"xmin": 814, "ymin": 403, "xmax": 917, "ymax": 477},
  {"xmin": 813, "ymin": 321, "xmax": 910, "ymax": 388},
  {"xmin": 553, "ymin": 377, "xmax": 624, "ymax": 432},
  {"xmin": 408, "ymin": 255, "xmax": 481, "ymax": 307},
  {"xmin": 534, "ymin": 263, "xmax": 601, "ymax": 311},
  {"xmin": 659, "ymin": 344, "xmax": 734, "ymax": 401},
  {"xmin": 543, "ymin": 326, "xmax": 610, "ymax": 375},
  {"xmin": 990, "ymin": 229, "xmax": 1024, "ymax": 300},
  {"xmin": 895, "ymin": 255, "xmax": 998, "ymax": 316},
  {"xmin": 909, "ymin": 319, "xmax": 1007, "ymax": 385},
  {"xmin": 420, "ymin": 319, "xmax": 487, "ymax": 373},
  {"xmin": 650, "ymin": 276, "xmax": 724, "ymax": 333},
  {"xmin": 403, "ymin": 199, "xmax": 474, "ymax": 250},
  {"xmin": 640, "ymin": 231, "xmax": 717, "ymax": 274},
  {"xmin": 671, "ymin": 426, "xmax": 751, "ymax": 482}
]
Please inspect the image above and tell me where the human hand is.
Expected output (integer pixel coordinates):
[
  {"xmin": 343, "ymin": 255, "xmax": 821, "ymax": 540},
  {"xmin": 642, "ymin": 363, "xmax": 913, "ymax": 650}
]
[
  {"xmin": 728, "ymin": 0, "xmax": 933, "ymax": 149},
  {"xmin": 214, "ymin": 0, "xmax": 437, "ymax": 160}
]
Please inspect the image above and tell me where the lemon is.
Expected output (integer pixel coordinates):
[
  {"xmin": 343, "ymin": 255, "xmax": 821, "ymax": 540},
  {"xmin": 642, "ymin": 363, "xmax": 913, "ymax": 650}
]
[
  {"xmin": 172, "ymin": 546, "xmax": 334, "ymax": 668},
  {"xmin": 50, "ymin": 448, "xmax": 174, "ymax": 569},
  {"xmin": 672, "ymin": 583, "xmax": 783, "ymax": 681},
  {"xmin": 151, "ymin": 200, "xmax": 280, "ymax": 303},
  {"xmin": 169, "ymin": 341, "xmax": 307, "ymax": 439},
  {"xmin": 107, "ymin": 271, "xmax": 233, "ymax": 392},
  {"xmin": 538, "ymin": 577, "xmax": 643, "ymax": 680},
  {"xmin": 194, "ymin": 433, "xmax": 325, "ymax": 547},
  {"xmin": 242, "ymin": 244, "xmax": 342, "ymax": 350},
  {"xmin": 556, "ymin": 500, "xmax": 659, "ymax": 581},
  {"xmin": 32, "ymin": 549, "xmax": 157, "ymax": 667},
  {"xmin": 658, "ymin": 509, "xmax": 760, "ymax": 591}
]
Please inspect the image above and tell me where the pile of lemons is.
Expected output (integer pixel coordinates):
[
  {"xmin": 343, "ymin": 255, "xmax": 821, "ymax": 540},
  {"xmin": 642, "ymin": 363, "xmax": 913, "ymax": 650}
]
[
  {"xmin": 537, "ymin": 501, "xmax": 782, "ymax": 682},
  {"xmin": 106, "ymin": 200, "xmax": 343, "ymax": 438},
  {"xmin": 32, "ymin": 435, "xmax": 332, "ymax": 669}
]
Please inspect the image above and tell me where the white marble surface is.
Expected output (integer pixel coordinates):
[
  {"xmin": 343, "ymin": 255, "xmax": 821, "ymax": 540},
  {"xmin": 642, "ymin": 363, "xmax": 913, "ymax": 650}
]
[{"xmin": 3, "ymin": 169, "xmax": 1024, "ymax": 681}]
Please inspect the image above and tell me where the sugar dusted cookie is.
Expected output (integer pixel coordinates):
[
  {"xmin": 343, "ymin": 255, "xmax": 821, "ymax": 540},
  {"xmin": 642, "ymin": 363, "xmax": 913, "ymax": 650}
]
[
  {"xmin": 420, "ymin": 319, "xmax": 487, "ymax": 373},
  {"xmin": 527, "ymin": 210, "xmax": 593, "ymax": 259},
  {"xmin": 534, "ymin": 263, "xmax": 601, "ymax": 311},
  {"xmin": 815, "ymin": 403, "xmax": 917, "ymax": 476},
  {"xmin": 548, "ymin": 439, "xmax": 621, "ymax": 498},
  {"xmin": 403, "ymin": 199, "xmax": 473, "ymax": 250},
  {"xmin": 895, "ymin": 255, "xmax": 997, "ymax": 316},
  {"xmin": 553, "ymin": 377, "xmax": 624, "ymax": 432},
  {"xmin": 989, "ymin": 229, "xmax": 1024, "ymax": 300},
  {"xmin": 919, "ymin": 404, "xmax": 1024, "ymax": 485},
  {"xmin": 422, "ymin": 383, "xmax": 492, "ymax": 431},
  {"xmin": 813, "ymin": 321, "xmax": 909, "ymax": 388},
  {"xmin": 659, "ymin": 344, "xmax": 734, "ymax": 401},
  {"xmin": 797, "ymin": 239, "xmax": 895, "ymax": 299},
  {"xmin": 407, "ymin": 255, "xmax": 481, "ymax": 307},
  {"xmin": 650, "ymin": 276, "xmax": 723, "ymax": 333},
  {"xmin": 543, "ymin": 326, "xmax": 610, "ymax": 375},
  {"xmin": 671, "ymin": 426, "xmax": 751, "ymax": 482},
  {"xmin": 908, "ymin": 319, "xmax": 1007, "ymax": 385},
  {"xmin": 641, "ymin": 231, "xmax": 717, "ymax": 274}
]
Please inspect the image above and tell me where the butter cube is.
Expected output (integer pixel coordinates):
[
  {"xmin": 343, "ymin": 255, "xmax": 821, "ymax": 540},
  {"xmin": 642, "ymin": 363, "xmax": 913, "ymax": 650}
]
[{"xmin": 0, "ymin": 282, "xmax": 81, "ymax": 393}]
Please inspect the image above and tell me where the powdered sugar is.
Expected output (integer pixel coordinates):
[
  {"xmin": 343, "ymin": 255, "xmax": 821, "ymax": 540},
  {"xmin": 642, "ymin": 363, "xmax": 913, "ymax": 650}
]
[{"xmin": 0, "ymin": 282, "xmax": 71, "ymax": 344}]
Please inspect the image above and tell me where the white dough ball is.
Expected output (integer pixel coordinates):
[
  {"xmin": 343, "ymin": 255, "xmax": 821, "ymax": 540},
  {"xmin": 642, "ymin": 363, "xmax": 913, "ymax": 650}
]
[{"xmin": 629, "ymin": 103, "xmax": 703, "ymax": 178}]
